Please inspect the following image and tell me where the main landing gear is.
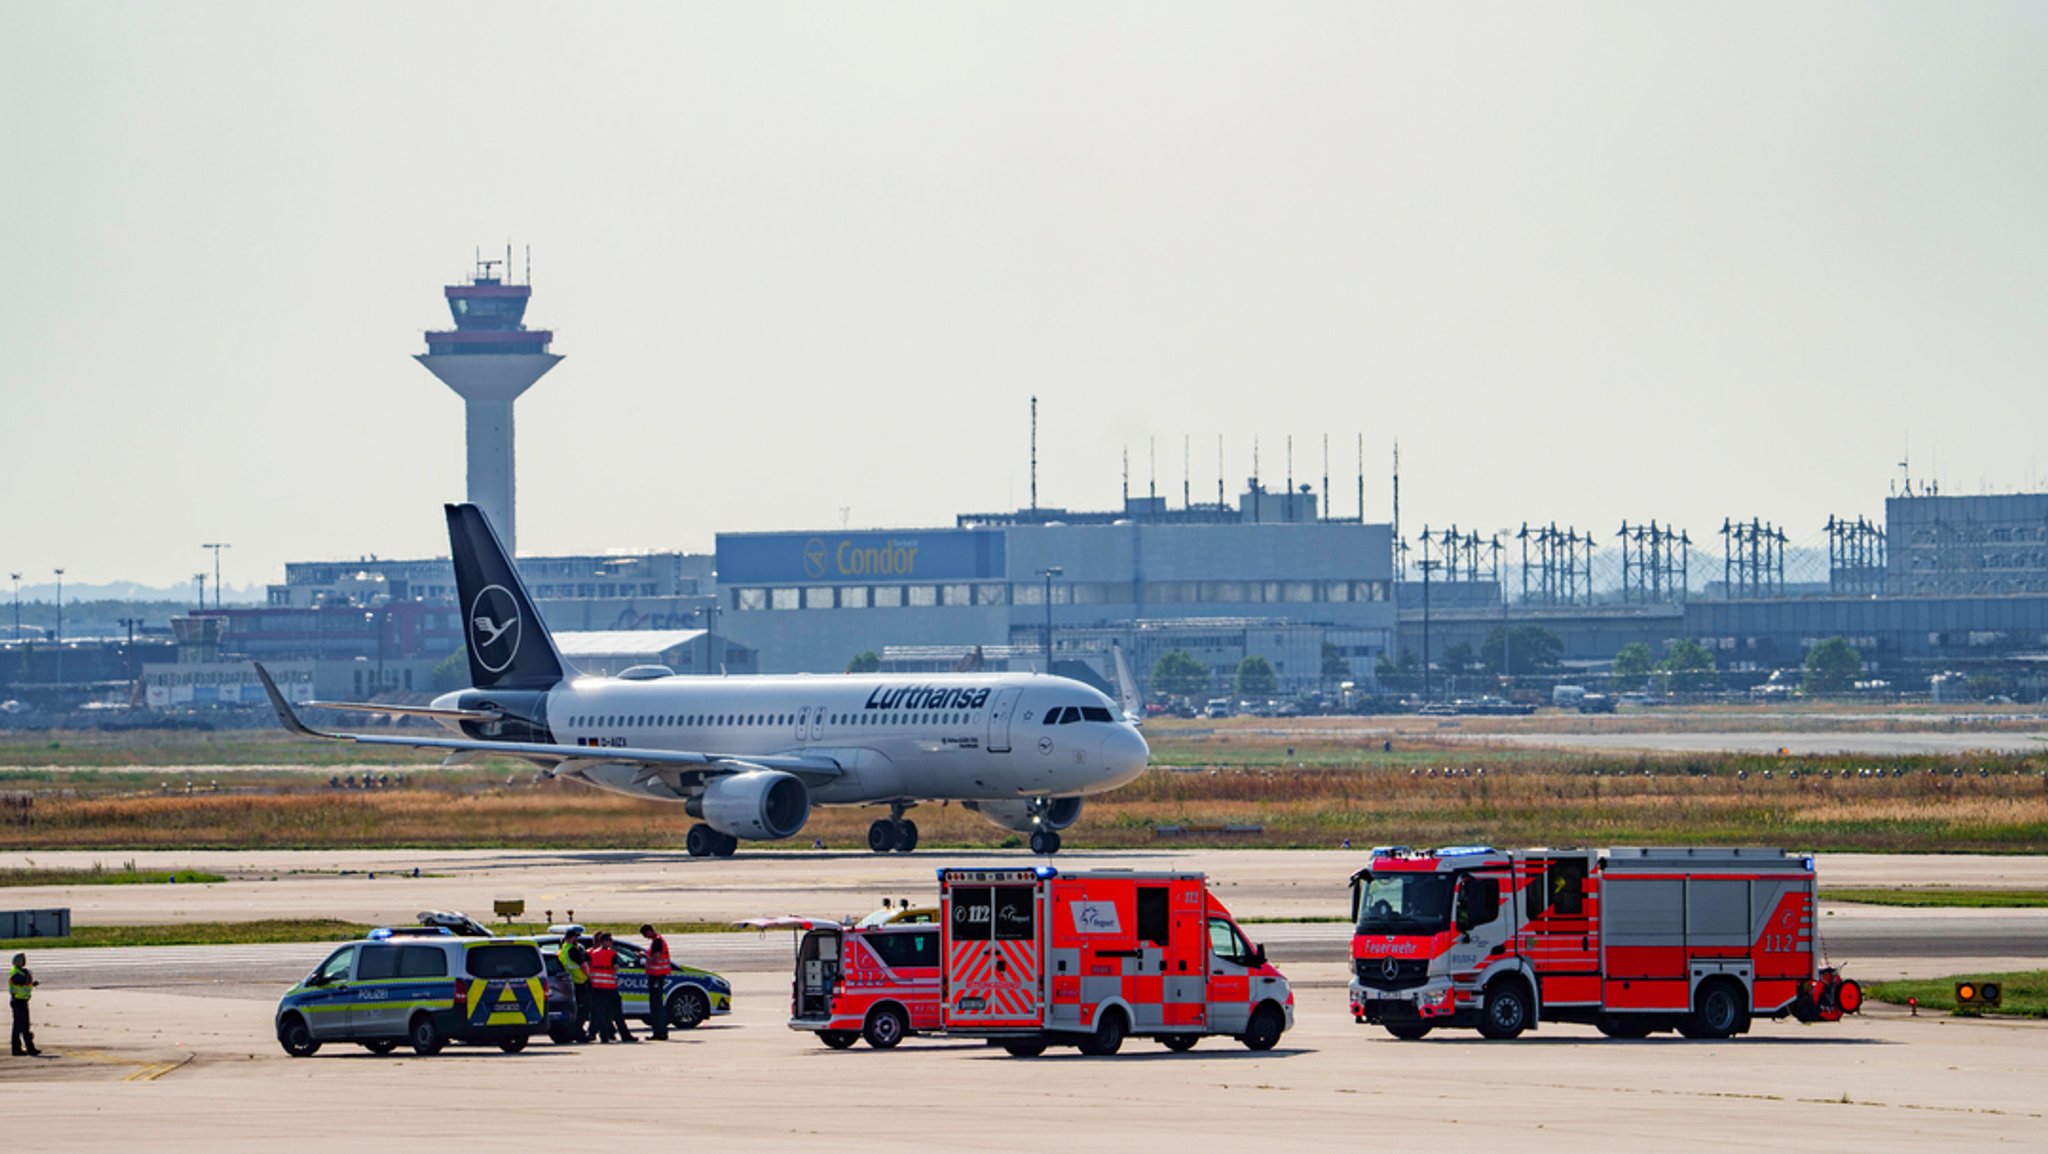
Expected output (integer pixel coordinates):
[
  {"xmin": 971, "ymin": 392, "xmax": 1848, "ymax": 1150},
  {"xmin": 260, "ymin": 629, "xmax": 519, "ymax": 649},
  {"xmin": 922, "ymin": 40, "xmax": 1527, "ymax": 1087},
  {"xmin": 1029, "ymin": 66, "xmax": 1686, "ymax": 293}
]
[
  {"xmin": 685, "ymin": 823, "xmax": 738, "ymax": 858},
  {"xmin": 867, "ymin": 804, "xmax": 919, "ymax": 854},
  {"xmin": 1028, "ymin": 829, "xmax": 1063, "ymax": 855}
]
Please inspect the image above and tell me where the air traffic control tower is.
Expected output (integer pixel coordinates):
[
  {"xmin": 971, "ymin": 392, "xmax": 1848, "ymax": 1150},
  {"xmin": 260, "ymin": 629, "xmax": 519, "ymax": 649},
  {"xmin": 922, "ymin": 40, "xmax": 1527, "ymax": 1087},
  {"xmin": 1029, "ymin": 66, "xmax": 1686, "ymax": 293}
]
[{"xmin": 415, "ymin": 256, "xmax": 562, "ymax": 556}]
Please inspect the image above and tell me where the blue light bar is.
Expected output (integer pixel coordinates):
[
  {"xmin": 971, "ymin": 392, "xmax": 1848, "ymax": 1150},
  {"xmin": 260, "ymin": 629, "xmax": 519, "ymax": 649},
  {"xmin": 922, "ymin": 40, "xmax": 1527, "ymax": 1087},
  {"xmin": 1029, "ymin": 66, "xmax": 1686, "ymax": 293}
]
[
  {"xmin": 1033, "ymin": 865, "xmax": 1058, "ymax": 880},
  {"xmin": 368, "ymin": 927, "xmax": 392, "ymax": 940}
]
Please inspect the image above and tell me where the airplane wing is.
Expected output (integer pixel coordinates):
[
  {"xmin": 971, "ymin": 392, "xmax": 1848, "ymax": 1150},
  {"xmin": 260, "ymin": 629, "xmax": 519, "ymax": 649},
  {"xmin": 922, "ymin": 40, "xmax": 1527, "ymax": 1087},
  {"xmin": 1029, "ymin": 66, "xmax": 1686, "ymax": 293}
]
[
  {"xmin": 733, "ymin": 916, "xmax": 843, "ymax": 932},
  {"xmin": 305, "ymin": 701, "xmax": 504, "ymax": 723},
  {"xmin": 255, "ymin": 663, "xmax": 843, "ymax": 789}
]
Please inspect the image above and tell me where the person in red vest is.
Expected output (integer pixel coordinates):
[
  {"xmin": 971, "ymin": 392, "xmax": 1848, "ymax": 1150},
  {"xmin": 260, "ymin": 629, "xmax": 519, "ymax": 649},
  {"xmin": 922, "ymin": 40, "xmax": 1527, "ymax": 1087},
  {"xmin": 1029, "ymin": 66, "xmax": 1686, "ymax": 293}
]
[
  {"xmin": 585, "ymin": 932, "xmax": 637, "ymax": 1043},
  {"xmin": 641, "ymin": 924, "xmax": 673, "ymax": 1040}
]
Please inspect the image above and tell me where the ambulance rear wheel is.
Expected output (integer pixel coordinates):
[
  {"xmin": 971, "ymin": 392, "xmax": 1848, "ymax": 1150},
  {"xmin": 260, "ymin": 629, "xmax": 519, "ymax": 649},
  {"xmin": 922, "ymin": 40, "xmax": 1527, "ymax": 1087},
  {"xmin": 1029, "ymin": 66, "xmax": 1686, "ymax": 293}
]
[
  {"xmin": 1241, "ymin": 1004, "xmax": 1285, "ymax": 1052},
  {"xmin": 1160, "ymin": 1034, "xmax": 1199, "ymax": 1052},
  {"xmin": 686, "ymin": 824, "xmax": 713, "ymax": 857},
  {"xmin": 1477, "ymin": 978, "xmax": 1532, "ymax": 1040},
  {"xmin": 1383, "ymin": 1023, "xmax": 1432, "ymax": 1041},
  {"xmin": 277, "ymin": 1014, "xmax": 319, "ymax": 1058},
  {"xmin": 408, "ymin": 1013, "xmax": 447, "ymax": 1056},
  {"xmin": 819, "ymin": 1030, "xmax": 859, "ymax": 1049},
  {"xmin": 863, "ymin": 1004, "xmax": 909, "ymax": 1049},
  {"xmin": 1002, "ymin": 1035, "xmax": 1049, "ymax": 1057},
  {"xmin": 894, "ymin": 820, "xmax": 919, "ymax": 853},
  {"xmin": 1078, "ymin": 1008, "xmax": 1127, "ymax": 1056},
  {"xmin": 868, "ymin": 820, "xmax": 899, "ymax": 853}
]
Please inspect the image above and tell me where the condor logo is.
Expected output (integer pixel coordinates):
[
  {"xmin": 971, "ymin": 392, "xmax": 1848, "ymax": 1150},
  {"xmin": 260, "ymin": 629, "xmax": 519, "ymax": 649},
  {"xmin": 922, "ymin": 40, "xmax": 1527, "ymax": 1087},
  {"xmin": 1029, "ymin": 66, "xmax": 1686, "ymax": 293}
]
[{"xmin": 469, "ymin": 584, "xmax": 522, "ymax": 674}]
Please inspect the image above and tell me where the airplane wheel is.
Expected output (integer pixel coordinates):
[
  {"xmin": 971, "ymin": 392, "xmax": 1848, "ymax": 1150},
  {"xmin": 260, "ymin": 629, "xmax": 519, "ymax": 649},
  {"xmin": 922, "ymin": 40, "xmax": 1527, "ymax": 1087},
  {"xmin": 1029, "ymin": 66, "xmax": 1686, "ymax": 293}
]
[
  {"xmin": 711, "ymin": 830, "xmax": 739, "ymax": 857},
  {"xmin": 685, "ymin": 824, "xmax": 712, "ymax": 857},
  {"xmin": 894, "ymin": 820, "xmax": 919, "ymax": 853},
  {"xmin": 1028, "ymin": 830, "xmax": 1051, "ymax": 855},
  {"xmin": 868, "ymin": 820, "xmax": 899, "ymax": 853}
]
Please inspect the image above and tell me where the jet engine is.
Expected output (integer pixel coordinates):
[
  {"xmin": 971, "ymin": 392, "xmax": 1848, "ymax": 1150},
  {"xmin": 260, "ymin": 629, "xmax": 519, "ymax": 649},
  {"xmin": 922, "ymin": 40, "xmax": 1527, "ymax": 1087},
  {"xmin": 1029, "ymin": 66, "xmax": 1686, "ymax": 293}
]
[
  {"xmin": 963, "ymin": 796, "xmax": 1083, "ymax": 834},
  {"xmin": 696, "ymin": 770, "xmax": 811, "ymax": 840}
]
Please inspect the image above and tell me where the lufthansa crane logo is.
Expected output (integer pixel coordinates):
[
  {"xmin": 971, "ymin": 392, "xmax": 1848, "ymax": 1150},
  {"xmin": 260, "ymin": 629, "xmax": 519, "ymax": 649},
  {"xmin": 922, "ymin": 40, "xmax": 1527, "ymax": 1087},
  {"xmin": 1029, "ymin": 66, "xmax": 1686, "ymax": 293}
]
[
  {"xmin": 469, "ymin": 584, "xmax": 522, "ymax": 674},
  {"xmin": 802, "ymin": 538, "xmax": 829, "ymax": 580}
]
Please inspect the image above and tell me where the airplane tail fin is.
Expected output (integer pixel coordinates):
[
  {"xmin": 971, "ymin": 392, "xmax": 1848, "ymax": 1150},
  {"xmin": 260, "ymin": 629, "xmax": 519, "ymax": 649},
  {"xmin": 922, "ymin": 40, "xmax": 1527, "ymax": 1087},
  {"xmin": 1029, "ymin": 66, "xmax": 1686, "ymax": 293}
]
[
  {"xmin": 1111, "ymin": 641, "xmax": 1143, "ymax": 726},
  {"xmin": 446, "ymin": 503, "xmax": 571, "ymax": 690}
]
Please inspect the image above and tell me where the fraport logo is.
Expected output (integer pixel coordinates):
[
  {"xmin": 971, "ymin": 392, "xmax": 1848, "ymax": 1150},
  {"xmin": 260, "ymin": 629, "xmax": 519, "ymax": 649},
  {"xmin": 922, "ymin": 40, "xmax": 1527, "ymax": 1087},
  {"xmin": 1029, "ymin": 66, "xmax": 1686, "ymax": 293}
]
[{"xmin": 469, "ymin": 584, "xmax": 522, "ymax": 674}]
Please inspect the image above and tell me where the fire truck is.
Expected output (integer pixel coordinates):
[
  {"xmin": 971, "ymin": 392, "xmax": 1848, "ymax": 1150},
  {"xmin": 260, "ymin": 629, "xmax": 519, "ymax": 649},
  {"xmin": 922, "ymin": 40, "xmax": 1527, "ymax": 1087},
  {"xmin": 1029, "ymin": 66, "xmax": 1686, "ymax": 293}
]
[
  {"xmin": 1348, "ymin": 846, "xmax": 1862, "ymax": 1040},
  {"xmin": 788, "ymin": 917, "xmax": 943, "ymax": 1049},
  {"xmin": 939, "ymin": 867, "xmax": 1293, "ymax": 1057}
]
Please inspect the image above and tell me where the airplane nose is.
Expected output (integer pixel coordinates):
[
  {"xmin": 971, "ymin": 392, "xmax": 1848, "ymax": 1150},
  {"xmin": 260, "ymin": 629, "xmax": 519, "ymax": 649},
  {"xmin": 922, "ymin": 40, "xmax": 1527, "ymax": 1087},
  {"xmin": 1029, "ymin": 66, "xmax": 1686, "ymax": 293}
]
[{"xmin": 1100, "ymin": 727, "xmax": 1150, "ymax": 784}]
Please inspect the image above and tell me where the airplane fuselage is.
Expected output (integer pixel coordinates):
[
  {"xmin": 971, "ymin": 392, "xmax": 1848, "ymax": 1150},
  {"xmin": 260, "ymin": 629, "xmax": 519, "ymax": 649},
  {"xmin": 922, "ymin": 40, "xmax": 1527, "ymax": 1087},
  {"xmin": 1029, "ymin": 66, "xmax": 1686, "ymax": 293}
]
[{"xmin": 433, "ymin": 671, "xmax": 1148, "ymax": 806}]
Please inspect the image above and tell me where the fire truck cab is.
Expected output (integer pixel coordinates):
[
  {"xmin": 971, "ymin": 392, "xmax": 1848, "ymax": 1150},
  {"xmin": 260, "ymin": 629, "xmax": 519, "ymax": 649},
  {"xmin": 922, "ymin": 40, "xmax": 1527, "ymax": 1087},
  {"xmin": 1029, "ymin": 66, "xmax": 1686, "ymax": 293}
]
[
  {"xmin": 1349, "ymin": 845, "xmax": 1860, "ymax": 1041},
  {"xmin": 940, "ymin": 867, "xmax": 1293, "ymax": 1057}
]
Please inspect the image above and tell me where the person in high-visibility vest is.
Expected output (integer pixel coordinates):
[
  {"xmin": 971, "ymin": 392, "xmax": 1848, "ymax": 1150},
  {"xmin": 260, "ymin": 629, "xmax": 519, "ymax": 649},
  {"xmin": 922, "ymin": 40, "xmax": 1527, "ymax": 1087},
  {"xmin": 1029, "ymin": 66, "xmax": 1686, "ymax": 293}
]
[
  {"xmin": 9, "ymin": 953, "xmax": 38, "ymax": 1057},
  {"xmin": 557, "ymin": 928, "xmax": 592, "ymax": 1043},
  {"xmin": 585, "ymin": 932, "xmax": 636, "ymax": 1043},
  {"xmin": 641, "ymin": 923, "xmax": 673, "ymax": 1040}
]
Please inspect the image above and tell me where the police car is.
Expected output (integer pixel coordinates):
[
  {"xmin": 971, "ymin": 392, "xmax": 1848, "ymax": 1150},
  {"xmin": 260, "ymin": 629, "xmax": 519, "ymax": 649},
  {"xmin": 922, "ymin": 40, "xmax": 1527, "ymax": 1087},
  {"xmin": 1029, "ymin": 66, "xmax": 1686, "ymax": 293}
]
[
  {"xmin": 275, "ymin": 929, "xmax": 548, "ymax": 1057},
  {"xmin": 529, "ymin": 928, "xmax": 733, "ymax": 1034}
]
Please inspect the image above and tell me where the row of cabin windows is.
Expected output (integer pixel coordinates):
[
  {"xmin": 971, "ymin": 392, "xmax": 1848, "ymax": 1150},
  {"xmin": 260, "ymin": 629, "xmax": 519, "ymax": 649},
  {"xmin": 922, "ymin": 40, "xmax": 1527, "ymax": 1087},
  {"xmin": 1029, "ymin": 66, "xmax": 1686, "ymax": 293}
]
[{"xmin": 570, "ymin": 711, "xmax": 982, "ymax": 729}]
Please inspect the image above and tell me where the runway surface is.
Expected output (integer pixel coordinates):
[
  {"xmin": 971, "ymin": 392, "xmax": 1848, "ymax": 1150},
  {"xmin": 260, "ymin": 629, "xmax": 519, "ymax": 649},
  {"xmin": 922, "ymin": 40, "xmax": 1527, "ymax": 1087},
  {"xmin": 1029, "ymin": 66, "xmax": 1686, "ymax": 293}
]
[{"xmin": 2, "ymin": 849, "xmax": 2043, "ymax": 1152}]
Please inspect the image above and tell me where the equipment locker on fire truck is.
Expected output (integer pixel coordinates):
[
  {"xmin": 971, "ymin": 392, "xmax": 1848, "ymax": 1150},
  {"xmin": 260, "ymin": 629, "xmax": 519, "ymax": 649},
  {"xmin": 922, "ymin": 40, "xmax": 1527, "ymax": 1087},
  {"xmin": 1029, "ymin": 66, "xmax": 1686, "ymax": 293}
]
[
  {"xmin": 940, "ymin": 867, "xmax": 1293, "ymax": 1057},
  {"xmin": 1348, "ymin": 846, "xmax": 1861, "ymax": 1040}
]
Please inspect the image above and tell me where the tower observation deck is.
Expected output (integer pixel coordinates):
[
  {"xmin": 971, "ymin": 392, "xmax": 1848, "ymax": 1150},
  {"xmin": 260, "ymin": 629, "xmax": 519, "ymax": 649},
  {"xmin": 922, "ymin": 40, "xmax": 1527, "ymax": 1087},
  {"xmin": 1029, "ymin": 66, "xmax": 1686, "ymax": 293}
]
[{"xmin": 415, "ymin": 254, "xmax": 563, "ymax": 556}]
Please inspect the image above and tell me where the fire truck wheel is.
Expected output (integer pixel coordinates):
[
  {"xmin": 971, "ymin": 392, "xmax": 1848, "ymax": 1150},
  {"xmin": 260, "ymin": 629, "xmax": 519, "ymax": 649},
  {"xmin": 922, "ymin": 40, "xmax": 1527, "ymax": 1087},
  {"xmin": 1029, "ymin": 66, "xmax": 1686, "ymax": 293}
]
[
  {"xmin": 868, "ymin": 820, "xmax": 899, "ymax": 853},
  {"xmin": 894, "ymin": 820, "xmax": 919, "ymax": 853},
  {"xmin": 863, "ymin": 1004, "xmax": 909, "ymax": 1049},
  {"xmin": 1680, "ymin": 980, "xmax": 1747, "ymax": 1040},
  {"xmin": 685, "ymin": 824, "xmax": 713, "ymax": 857},
  {"xmin": 1595, "ymin": 1016, "xmax": 1654, "ymax": 1040},
  {"xmin": 1077, "ymin": 1008, "xmax": 1127, "ymax": 1056},
  {"xmin": 1476, "ymin": 978, "xmax": 1532, "ymax": 1040},
  {"xmin": 1002, "ymin": 1036, "xmax": 1049, "ymax": 1057},
  {"xmin": 1241, "ymin": 1004, "xmax": 1285, "ymax": 1051},
  {"xmin": 1383, "ymin": 1023, "xmax": 1432, "ymax": 1041},
  {"xmin": 1160, "ymin": 1034, "xmax": 1199, "ymax": 1052},
  {"xmin": 819, "ymin": 1031, "xmax": 859, "ymax": 1049},
  {"xmin": 667, "ymin": 988, "xmax": 711, "ymax": 1029}
]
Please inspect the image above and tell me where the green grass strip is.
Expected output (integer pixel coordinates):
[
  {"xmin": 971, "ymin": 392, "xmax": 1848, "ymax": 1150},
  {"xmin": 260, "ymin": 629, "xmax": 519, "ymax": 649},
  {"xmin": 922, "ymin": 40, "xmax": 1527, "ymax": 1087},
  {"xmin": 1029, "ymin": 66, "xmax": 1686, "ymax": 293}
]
[
  {"xmin": 0, "ymin": 868, "xmax": 226, "ymax": 888},
  {"xmin": 1822, "ymin": 888, "xmax": 2048, "ymax": 909},
  {"xmin": 1867, "ymin": 970, "xmax": 2048, "ymax": 1018}
]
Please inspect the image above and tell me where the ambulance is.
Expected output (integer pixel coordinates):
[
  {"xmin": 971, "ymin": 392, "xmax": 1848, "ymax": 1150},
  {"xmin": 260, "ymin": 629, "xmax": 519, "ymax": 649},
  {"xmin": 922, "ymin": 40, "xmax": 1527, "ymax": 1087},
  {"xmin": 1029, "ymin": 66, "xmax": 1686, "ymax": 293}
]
[
  {"xmin": 939, "ymin": 867, "xmax": 1293, "ymax": 1056},
  {"xmin": 787, "ymin": 918, "xmax": 944, "ymax": 1049},
  {"xmin": 1348, "ymin": 845, "xmax": 1863, "ymax": 1040}
]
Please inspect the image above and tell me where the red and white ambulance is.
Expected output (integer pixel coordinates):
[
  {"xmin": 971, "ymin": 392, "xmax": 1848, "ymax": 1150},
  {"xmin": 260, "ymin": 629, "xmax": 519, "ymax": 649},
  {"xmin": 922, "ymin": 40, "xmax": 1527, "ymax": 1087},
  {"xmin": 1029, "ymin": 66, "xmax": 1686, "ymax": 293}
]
[
  {"xmin": 939, "ymin": 866, "xmax": 1293, "ymax": 1056},
  {"xmin": 788, "ymin": 916, "xmax": 943, "ymax": 1050},
  {"xmin": 1348, "ymin": 845, "xmax": 1862, "ymax": 1040}
]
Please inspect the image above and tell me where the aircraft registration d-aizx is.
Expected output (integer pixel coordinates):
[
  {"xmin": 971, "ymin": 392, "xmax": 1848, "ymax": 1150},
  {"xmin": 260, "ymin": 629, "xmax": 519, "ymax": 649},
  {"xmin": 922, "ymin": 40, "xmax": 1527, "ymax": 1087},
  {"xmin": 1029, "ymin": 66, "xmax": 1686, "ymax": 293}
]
[{"xmin": 256, "ymin": 503, "xmax": 1149, "ymax": 856}]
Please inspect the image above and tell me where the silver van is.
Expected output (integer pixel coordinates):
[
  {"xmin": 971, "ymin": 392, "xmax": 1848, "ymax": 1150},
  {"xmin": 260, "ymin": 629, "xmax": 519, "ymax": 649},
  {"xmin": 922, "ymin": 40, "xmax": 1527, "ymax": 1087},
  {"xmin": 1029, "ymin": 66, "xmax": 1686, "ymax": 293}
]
[{"xmin": 275, "ymin": 934, "xmax": 548, "ymax": 1056}]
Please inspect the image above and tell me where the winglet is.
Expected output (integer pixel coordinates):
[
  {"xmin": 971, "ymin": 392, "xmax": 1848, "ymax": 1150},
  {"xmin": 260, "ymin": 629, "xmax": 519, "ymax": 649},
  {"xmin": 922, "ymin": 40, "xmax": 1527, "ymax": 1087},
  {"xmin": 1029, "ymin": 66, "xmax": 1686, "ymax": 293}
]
[
  {"xmin": 253, "ymin": 662, "xmax": 332, "ymax": 740},
  {"xmin": 1111, "ymin": 641, "xmax": 1143, "ymax": 727}
]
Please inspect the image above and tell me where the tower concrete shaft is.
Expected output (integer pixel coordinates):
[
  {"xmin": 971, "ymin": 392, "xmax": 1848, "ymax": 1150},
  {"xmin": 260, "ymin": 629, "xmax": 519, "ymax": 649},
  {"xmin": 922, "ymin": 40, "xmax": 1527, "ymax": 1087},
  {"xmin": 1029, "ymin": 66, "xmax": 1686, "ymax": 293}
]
[{"xmin": 415, "ymin": 257, "xmax": 561, "ymax": 556}]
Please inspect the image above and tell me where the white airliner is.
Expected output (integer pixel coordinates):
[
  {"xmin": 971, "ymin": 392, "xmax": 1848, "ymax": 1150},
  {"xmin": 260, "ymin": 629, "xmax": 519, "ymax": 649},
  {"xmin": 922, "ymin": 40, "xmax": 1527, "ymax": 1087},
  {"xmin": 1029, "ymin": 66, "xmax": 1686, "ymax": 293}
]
[{"xmin": 257, "ymin": 503, "xmax": 1149, "ymax": 856}]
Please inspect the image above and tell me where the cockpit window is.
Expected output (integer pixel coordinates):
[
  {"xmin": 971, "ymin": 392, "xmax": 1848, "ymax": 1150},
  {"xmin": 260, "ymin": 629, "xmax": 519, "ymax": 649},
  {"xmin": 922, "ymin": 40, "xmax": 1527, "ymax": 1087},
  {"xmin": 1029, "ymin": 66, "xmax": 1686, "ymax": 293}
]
[
  {"xmin": 1080, "ymin": 706, "xmax": 1114, "ymax": 722},
  {"xmin": 1044, "ymin": 707, "xmax": 1068, "ymax": 725}
]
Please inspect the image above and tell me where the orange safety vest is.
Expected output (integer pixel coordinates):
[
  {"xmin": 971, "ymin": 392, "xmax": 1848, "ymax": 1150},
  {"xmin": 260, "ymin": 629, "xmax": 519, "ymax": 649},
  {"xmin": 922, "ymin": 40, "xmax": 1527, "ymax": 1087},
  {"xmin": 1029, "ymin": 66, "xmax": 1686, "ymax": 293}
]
[
  {"xmin": 587, "ymin": 945, "xmax": 619, "ymax": 990},
  {"xmin": 644, "ymin": 935, "xmax": 672, "ymax": 977}
]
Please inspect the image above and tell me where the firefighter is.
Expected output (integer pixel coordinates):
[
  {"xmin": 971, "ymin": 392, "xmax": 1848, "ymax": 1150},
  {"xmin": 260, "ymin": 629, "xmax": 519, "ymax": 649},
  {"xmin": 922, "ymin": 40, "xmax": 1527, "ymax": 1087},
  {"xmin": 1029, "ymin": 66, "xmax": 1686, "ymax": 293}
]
[
  {"xmin": 641, "ymin": 923, "xmax": 672, "ymax": 1040},
  {"xmin": 557, "ymin": 927, "xmax": 593, "ymax": 1042},
  {"xmin": 586, "ymin": 932, "xmax": 636, "ymax": 1043},
  {"xmin": 9, "ymin": 952, "xmax": 37, "ymax": 1056}
]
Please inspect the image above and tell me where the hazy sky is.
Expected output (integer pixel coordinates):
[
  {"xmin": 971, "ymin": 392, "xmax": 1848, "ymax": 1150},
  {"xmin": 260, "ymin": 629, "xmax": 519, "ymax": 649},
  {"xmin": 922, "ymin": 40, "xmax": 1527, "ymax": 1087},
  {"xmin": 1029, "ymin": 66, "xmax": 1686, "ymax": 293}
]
[{"xmin": 4, "ymin": 2, "xmax": 2045, "ymax": 590}]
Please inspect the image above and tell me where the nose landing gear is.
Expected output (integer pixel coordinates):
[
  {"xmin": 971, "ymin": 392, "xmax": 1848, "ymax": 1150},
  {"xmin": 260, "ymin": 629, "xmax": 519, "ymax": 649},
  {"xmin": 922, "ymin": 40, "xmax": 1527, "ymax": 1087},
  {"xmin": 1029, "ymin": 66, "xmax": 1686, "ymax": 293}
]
[{"xmin": 866, "ymin": 803, "xmax": 919, "ymax": 854}]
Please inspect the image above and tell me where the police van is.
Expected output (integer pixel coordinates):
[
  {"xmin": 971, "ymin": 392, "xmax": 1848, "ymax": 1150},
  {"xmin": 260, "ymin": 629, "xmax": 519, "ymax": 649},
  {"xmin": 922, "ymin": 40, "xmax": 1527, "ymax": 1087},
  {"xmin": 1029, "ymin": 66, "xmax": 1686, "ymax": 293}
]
[{"xmin": 275, "ymin": 932, "xmax": 548, "ymax": 1056}]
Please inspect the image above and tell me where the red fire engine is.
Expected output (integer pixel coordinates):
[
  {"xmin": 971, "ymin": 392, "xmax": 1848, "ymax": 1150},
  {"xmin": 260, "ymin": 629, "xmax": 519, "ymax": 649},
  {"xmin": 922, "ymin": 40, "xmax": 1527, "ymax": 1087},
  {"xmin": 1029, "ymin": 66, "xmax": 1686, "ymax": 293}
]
[
  {"xmin": 940, "ymin": 867, "xmax": 1293, "ymax": 1057},
  {"xmin": 1348, "ymin": 846, "xmax": 1862, "ymax": 1040},
  {"xmin": 788, "ymin": 917, "xmax": 943, "ymax": 1049}
]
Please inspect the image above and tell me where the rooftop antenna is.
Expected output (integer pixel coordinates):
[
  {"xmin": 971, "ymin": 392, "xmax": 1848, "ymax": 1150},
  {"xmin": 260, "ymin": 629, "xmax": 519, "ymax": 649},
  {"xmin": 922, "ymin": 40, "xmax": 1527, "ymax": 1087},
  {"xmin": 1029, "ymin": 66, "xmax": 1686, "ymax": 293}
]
[
  {"xmin": 1183, "ymin": 434, "xmax": 1190, "ymax": 510},
  {"xmin": 1217, "ymin": 434, "xmax": 1224, "ymax": 509},
  {"xmin": 1148, "ymin": 436, "xmax": 1156, "ymax": 502},
  {"xmin": 1121, "ymin": 445, "xmax": 1129, "ymax": 504},
  {"xmin": 1029, "ymin": 395, "xmax": 1038, "ymax": 511},
  {"xmin": 524, "ymin": 244, "xmax": 531, "ymax": 284},
  {"xmin": 1392, "ymin": 439, "xmax": 1402, "ymax": 575},
  {"xmin": 1286, "ymin": 434, "xmax": 1295, "ymax": 521},
  {"xmin": 1252, "ymin": 435, "xmax": 1262, "ymax": 522},
  {"xmin": 1321, "ymin": 433, "xmax": 1330, "ymax": 523},
  {"xmin": 1356, "ymin": 432, "xmax": 1365, "ymax": 522}
]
